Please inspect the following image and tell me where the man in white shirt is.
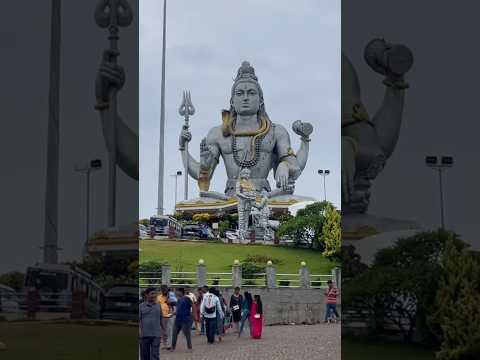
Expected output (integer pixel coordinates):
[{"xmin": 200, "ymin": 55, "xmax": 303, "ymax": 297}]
[{"xmin": 200, "ymin": 286, "xmax": 224, "ymax": 344}]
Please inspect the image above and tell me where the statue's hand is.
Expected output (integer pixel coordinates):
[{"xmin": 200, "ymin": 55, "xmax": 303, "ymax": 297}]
[
  {"xmin": 199, "ymin": 138, "xmax": 216, "ymax": 170},
  {"xmin": 179, "ymin": 125, "xmax": 192, "ymax": 149},
  {"xmin": 364, "ymin": 39, "xmax": 413, "ymax": 86},
  {"xmin": 275, "ymin": 162, "xmax": 290, "ymax": 191},
  {"xmin": 95, "ymin": 49, "xmax": 125, "ymax": 110},
  {"xmin": 292, "ymin": 120, "xmax": 313, "ymax": 140},
  {"xmin": 342, "ymin": 137, "xmax": 356, "ymax": 205}
]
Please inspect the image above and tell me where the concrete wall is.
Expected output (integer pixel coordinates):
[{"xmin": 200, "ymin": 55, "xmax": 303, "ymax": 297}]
[{"xmin": 219, "ymin": 287, "xmax": 341, "ymax": 325}]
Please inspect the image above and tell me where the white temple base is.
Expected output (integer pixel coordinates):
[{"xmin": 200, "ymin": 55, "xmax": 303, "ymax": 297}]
[{"xmin": 342, "ymin": 213, "xmax": 422, "ymax": 265}]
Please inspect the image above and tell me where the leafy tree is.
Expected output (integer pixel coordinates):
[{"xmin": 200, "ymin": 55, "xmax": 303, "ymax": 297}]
[
  {"xmin": 139, "ymin": 218, "xmax": 149, "ymax": 226},
  {"xmin": 277, "ymin": 201, "xmax": 329, "ymax": 249},
  {"xmin": 321, "ymin": 203, "xmax": 341, "ymax": 258},
  {"xmin": 193, "ymin": 213, "xmax": 211, "ymax": 224},
  {"xmin": 342, "ymin": 230, "xmax": 466, "ymax": 342},
  {"xmin": 428, "ymin": 238, "xmax": 480, "ymax": 360},
  {"xmin": 0, "ymin": 271, "xmax": 25, "ymax": 291},
  {"xmin": 341, "ymin": 245, "xmax": 368, "ymax": 279}
]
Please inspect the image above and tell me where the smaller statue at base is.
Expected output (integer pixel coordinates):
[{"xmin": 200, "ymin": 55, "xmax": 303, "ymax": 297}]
[
  {"xmin": 252, "ymin": 191, "xmax": 273, "ymax": 242},
  {"xmin": 235, "ymin": 168, "xmax": 257, "ymax": 241}
]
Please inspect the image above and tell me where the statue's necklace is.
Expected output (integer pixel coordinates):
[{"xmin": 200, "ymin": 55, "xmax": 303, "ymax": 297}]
[{"xmin": 231, "ymin": 116, "xmax": 271, "ymax": 168}]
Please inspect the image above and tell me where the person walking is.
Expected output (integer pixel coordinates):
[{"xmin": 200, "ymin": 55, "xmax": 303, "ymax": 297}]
[
  {"xmin": 195, "ymin": 287, "xmax": 204, "ymax": 335},
  {"xmin": 139, "ymin": 288, "xmax": 162, "ymax": 360},
  {"xmin": 324, "ymin": 280, "xmax": 340, "ymax": 322},
  {"xmin": 250, "ymin": 294, "xmax": 264, "ymax": 339},
  {"xmin": 229, "ymin": 287, "xmax": 243, "ymax": 334},
  {"xmin": 170, "ymin": 288, "xmax": 193, "ymax": 352},
  {"xmin": 157, "ymin": 285, "xmax": 174, "ymax": 350},
  {"xmin": 214, "ymin": 289, "xmax": 227, "ymax": 342},
  {"xmin": 200, "ymin": 286, "xmax": 224, "ymax": 345},
  {"xmin": 239, "ymin": 291, "xmax": 252, "ymax": 337}
]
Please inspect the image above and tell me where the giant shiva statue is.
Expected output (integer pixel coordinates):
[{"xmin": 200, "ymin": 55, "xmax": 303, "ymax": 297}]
[{"xmin": 178, "ymin": 61, "xmax": 313, "ymax": 200}]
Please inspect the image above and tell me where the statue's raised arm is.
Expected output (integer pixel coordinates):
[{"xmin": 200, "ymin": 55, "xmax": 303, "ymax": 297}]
[{"xmin": 95, "ymin": 49, "xmax": 139, "ymax": 181}]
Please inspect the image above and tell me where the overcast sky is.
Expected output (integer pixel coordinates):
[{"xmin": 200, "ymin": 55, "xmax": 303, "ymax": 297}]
[{"xmin": 139, "ymin": 0, "xmax": 341, "ymax": 218}]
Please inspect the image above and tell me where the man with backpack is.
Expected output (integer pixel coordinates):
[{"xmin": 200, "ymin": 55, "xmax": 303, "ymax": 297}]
[{"xmin": 200, "ymin": 286, "xmax": 224, "ymax": 344}]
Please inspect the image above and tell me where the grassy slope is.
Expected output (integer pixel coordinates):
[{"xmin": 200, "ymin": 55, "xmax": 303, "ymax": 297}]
[
  {"xmin": 0, "ymin": 323, "xmax": 137, "ymax": 360},
  {"xmin": 139, "ymin": 240, "xmax": 338, "ymax": 274}
]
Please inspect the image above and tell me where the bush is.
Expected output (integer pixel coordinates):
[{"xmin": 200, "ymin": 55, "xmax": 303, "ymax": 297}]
[
  {"xmin": 241, "ymin": 262, "xmax": 265, "ymax": 278},
  {"xmin": 243, "ymin": 255, "xmax": 282, "ymax": 265},
  {"xmin": 139, "ymin": 261, "xmax": 167, "ymax": 273},
  {"xmin": 218, "ymin": 220, "xmax": 230, "ymax": 237}
]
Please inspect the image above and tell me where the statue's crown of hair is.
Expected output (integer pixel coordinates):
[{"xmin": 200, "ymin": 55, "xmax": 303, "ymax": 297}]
[{"xmin": 234, "ymin": 61, "xmax": 258, "ymax": 83}]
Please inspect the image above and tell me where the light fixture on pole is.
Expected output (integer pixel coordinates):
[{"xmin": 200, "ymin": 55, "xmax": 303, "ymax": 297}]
[
  {"xmin": 75, "ymin": 159, "xmax": 102, "ymax": 248},
  {"xmin": 170, "ymin": 170, "xmax": 182, "ymax": 212},
  {"xmin": 318, "ymin": 169, "xmax": 330, "ymax": 202},
  {"xmin": 425, "ymin": 155, "xmax": 453, "ymax": 230}
]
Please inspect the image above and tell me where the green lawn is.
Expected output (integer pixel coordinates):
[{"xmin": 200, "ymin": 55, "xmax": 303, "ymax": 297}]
[
  {"xmin": 139, "ymin": 240, "xmax": 338, "ymax": 274},
  {"xmin": 342, "ymin": 338, "xmax": 435, "ymax": 360},
  {"xmin": 0, "ymin": 322, "xmax": 137, "ymax": 360}
]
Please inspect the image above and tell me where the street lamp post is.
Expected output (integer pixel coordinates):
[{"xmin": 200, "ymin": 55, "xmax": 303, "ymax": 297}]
[
  {"xmin": 75, "ymin": 159, "xmax": 102, "ymax": 247},
  {"xmin": 425, "ymin": 156, "xmax": 453, "ymax": 230},
  {"xmin": 318, "ymin": 169, "xmax": 330, "ymax": 202},
  {"xmin": 170, "ymin": 170, "xmax": 182, "ymax": 212}
]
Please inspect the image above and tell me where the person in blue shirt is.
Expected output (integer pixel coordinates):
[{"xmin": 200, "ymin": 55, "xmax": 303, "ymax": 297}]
[
  {"xmin": 139, "ymin": 288, "xmax": 162, "ymax": 360},
  {"xmin": 170, "ymin": 288, "xmax": 193, "ymax": 352}
]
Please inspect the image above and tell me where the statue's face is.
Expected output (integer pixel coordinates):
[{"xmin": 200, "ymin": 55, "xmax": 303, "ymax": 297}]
[{"xmin": 233, "ymin": 82, "xmax": 261, "ymax": 116}]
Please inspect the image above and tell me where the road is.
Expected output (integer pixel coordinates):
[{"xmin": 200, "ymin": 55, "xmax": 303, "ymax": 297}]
[{"xmin": 159, "ymin": 323, "xmax": 340, "ymax": 360}]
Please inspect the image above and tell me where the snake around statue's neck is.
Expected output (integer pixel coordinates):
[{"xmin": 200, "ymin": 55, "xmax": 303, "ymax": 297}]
[{"xmin": 222, "ymin": 110, "xmax": 272, "ymax": 168}]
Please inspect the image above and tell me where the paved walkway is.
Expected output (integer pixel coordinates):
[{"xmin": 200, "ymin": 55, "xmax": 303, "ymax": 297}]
[{"xmin": 159, "ymin": 323, "xmax": 340, "ymax": 360}]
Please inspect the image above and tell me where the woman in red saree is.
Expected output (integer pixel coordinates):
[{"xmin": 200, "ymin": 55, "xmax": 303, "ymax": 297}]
[{"xmin": 250, "ymin": 295, "xmax": 263, "ymax": 339}]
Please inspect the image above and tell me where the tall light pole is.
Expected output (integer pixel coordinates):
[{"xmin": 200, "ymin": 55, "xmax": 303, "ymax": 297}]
[
  {"xmin": 157, "ymin": 0, "xmax": 167, "ymax": 215},
  {"xmin": 75, "ymin": 160, "xmax": 102, "ymax": 248},
  {"xmin": 43, "ymin": 0, "xmax": 61, "ymax": 264},
  {"xmin": 426, "ymin": 155, "xmax": 453, "ymax": 230},
  {"xmin": 170, "ymin": 170, "xmax": 182, "ymax": 213},
  {"xmin": 318, "ymin": 169, "xmax": 330, "ymax": 202}
]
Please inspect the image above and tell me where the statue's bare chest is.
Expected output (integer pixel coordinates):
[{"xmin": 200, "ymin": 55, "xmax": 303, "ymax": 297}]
[{"xmin": 218, "ymin": 128, "xmax": 276, "ymax": 155}]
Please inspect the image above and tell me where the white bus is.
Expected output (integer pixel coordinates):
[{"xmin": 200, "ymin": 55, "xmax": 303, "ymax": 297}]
[
  {"xmin": 149, "ymin": 215, "xmax": 182, "ymax": 238},
  {"xmin": 24, "ymin": 263, "xmax": 104, "ymax": 314}
]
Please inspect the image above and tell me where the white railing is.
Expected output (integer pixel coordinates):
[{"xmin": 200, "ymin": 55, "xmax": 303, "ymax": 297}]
[{"xmin": 139, "ymin": 264, "xmax": 340, "ymax": 290}]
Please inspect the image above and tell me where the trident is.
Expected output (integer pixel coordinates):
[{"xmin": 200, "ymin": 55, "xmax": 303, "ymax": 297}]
[
  {"xmin": 95, "ymin": 0, "xmax": 133, "ymax": 227},
  {"xmin": 179, "ymin": 90, "xmax": 195, "ymax": 201}
]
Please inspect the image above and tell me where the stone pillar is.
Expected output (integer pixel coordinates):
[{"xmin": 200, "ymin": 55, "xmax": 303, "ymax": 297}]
[
  {"xmin": 332, "ymin": 267, "xmax": 341, "ymax": 290},
  {"xmin": 197, "ymin": 261, "xmax": 207, "ymax": 287},
  {"xmin": 161, "ymin": 264, "xmax": 171, "ymax": 287},
  {"xmin": 232, "ymin": 262, "xmax": 242, "ymax": 288},
  {"xmin": 266, "ymin": 262, "xmax": 276, "ymax": 288},
  {"xmin": 299, "ymin": 262, "xmax": 310, "ymax": 289}
]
